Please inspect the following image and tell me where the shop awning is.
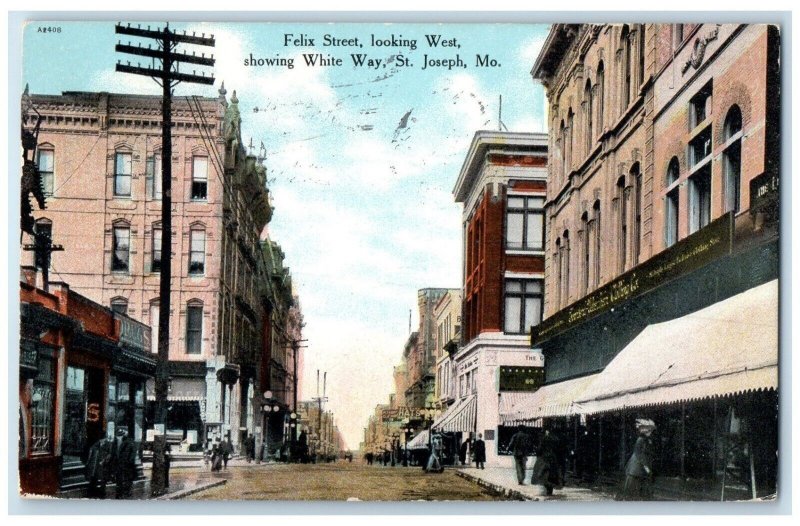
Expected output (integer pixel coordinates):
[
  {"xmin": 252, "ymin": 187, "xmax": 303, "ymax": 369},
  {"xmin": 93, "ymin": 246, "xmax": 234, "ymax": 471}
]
[
  {"xmin": 407, "ymin": 429, "xmax": 430, "ymax": 450},
  {"xmin": 433, "ymin": 394, "xmax": 477, "ymax": 433},
  {"xmin": 575, "ymin": 280, "xmax": 778, "ymax": 414},
  {"xmin": 146, "ymin": 377, "xmax": 206, "ymax": 402},
  {"xmin": 498, "ymin": 392, "xmax": 541, "ymax": 421},
  {"xmin": 501, "ymin": 373, "xmax": 601, "ymax": 425}
]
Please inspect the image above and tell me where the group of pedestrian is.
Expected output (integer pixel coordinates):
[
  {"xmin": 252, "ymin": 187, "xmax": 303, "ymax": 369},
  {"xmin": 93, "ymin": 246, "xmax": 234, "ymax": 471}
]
[
  {"xmin": 207, "ymin": 437, "xmax": 233, "ymax": 472},
  {"xmin": 85, "ymin": 427, "xmax": 138, "ymax": 499},
  {"xmin": 243, "ymin": 434, "xmax": 256, "ymax": 463},
  {"xmin": 457, "ymin": 433, "xmax": 486, "ymax": 469},
  {"xmin": 504, "ymin": 418, "xmax": 656, "ymax": 500}
]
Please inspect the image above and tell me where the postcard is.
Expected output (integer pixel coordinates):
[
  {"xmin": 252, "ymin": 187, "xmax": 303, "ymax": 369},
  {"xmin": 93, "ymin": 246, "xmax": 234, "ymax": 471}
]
[{"xmin": 15, "ymin": 18, "xmax": 780, "ymax": 503}]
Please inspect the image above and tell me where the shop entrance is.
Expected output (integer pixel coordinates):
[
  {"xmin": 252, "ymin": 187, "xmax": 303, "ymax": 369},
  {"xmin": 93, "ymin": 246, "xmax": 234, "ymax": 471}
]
[{"xmin": 62, "ymin": 365, "xmax": 105, "ymax": 462}]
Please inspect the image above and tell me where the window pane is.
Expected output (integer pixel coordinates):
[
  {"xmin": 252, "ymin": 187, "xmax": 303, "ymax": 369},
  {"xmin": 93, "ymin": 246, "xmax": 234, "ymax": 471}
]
[
  {"xmin": 111, "ymin": 300, "xmax": 128, "ymax": 315},
  {"xmin": 187, "ymin": 306, "xmax": 203, "ymax": 354},
  {"xmin": 193, "ymin": 157, "xmax": 208, "ymax": 181},
  {"xmin": 524, "ymin": 297, "xmax": 542, "ymax": 331},
  {"xmin": 506, "ymin": 212, "xmax": 524, "ymax": 249},
  {"xmin": 113, "ymin": 227, "xmax": 130, "ymax": 271},
  {"xmin": 38, "ymin": 150, "xmax": 54, "ymax": 172},
  {"xmin": 150, "ymin": 304, "xmax": 160, "ymax": 354},
  {"xmin": 508, "ymin": 197, "xmax": 525, "ymax": 208},
  {"xmin": 506, "ymin": 280, "xmax": 522, "ymax": 293},
  {"xmin": 116, "ymin": 153, "xmax": 132, "ymax": 175},
  {"xmin": 525, "ymin": 280, "xmax": 543, "ymax": 294},
  {"xmin": 189, "ymin": 229, "xmax": 205, "ymax": 274},
  {"xmin": 504, "ymin": 297, "xmax": 522, "ymax": 333},
  {"xmin": 528, "ymin": 197, "xmax": 545, "ymax": 208},
  {"xmin": 115, "ymin": 174, "xmax": 131, "ymax": 196},
  {"xmin": 152, "ymin": 227, "xmax": 162, "ymax": 272},
  {"xmin": 526, "ymin": 212, "xmax": 544, "ymax": 250}
]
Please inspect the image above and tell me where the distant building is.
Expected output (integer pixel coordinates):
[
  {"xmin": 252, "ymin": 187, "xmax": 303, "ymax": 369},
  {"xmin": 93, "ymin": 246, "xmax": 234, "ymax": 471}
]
[
  {"xmin": 433, "ymin": 289, "xmax": 462, "ymax": 407},
  {"xmin": 404, "ymin": 288, "xmax": 452, "ymax": 409}
]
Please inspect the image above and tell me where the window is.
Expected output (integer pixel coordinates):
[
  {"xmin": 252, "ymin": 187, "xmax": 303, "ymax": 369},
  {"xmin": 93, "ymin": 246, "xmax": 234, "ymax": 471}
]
[
  {"xmin": 622, "ymin": 25, "xmax": 632, "ymax": 112},
  {"xmin": 673, "ymin": 24, "xmax": 685, "ymax": 49},
  {"xmin": 638, "ymin": 25, "xmax": 646, "ymax": 87},
  {"xmin": 110, "ymin": 297, "xmax": 128, "ymax": 315},
  {"xmin": 186, "ymin": 302, "xmax": 203, "ymax": 354},
  {"xmin": 503, "ymin": 279, "xmax": 544, "ymax": 334},
  {"xmin": 112, "ymin": 224, "xmax": 130, "ymax": 272},
  {"xmin": 151, "ymin": 224, "xmax": 162, "ymax": 273},
  {"xmin": 505, "ymin": 195, "xmax": 545, "ymax": 251},
  {"xmin": 114, "ymin": 152, "xmax": 132, "ymax": 197},
  {"xmin": 37, "ymin": 149, "xmax": 54, "ymax": 196},
  {"xmin": 189, "ymin": 228, "xmax": 206, "ymax": 275},
  {"xmin": 593, "ymin": 201, "xmax": 602, "ymax": 287},
  {"xmin": 631, "ymin": 164, "xmax": 642, "ymax": 265},
  {"xmin": 689, "ymin": 166, "xmax": 712, "ymax": 233},
  {"xmin": 146, "ymin": 154, "xmax": 162, "ymax": 199},
  {"xmin": 30, "ymin": 350, "xmax": 56, "ymax": 454},
  {"xmin": 149, "ymin": 301, "xmax": 160, "ymax": 354},
  {"xmin": 191, "ymin": 156, "xmax": 208, "ymax": 200},
  {"xmin": 688, "ymin": 127, "xmax": 712, "ymax": 168},
  {"xmin": 596, "ymin": 62, "xmax": 605, "ymax": 135},
  {"xmin": 689, "ymin": 82, "xmax": 713, "ymax": 130},
  {"xmin": 584, "ymin": 80, "xmax": 593, "ymax": 155},
  {"xmin": 723, "ymin": 106, "xmax": 743, "ymax": 214},
  {"xmin": 560, "ymin": 231, "xmax": 570, "ymax": 307},
  {"xmin": 554, "ymin": 238, "xmax": 562, "ymax": 309},
  {"xmin": 581, "ymin": 212, "xmax": 590, "ymax": 295},
  {"xmin": 559, "ymin": 120, "xmax": 567, "ymax": 178},
  {"xmin": 665, "ymin": 158, "xmax": 680, "ymax": 247},
  {"xmin": 567, "ymin": 109, "xmax": 574, "ymax": 172},
  {"xmin": 618, "ymin": 177, "xmax": 628, "ymax": 273}
]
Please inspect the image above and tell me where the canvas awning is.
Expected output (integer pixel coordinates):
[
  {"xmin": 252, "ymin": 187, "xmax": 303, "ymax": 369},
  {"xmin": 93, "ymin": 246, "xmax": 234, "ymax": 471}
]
[
  {"xmin": 498, "ymin": 391, "xmax": 542, "ymax": 421},
  {"xmin": 146, "ymin": 377, "xmax": 206, "ymax": 402},
  {"xmin": 433, "ymin": 394, "xmax": 477, "ymax": 433},
  {"xmin": 575, "ymin": 280, "xmax": 778, "ymax": 414},
  {"xmin": 407, "ymin": 429, "xmax": 430, "ymax": 450},
  {"xmin": 501, "ymin": 373, "xmax": 601, "ymax": 425}
]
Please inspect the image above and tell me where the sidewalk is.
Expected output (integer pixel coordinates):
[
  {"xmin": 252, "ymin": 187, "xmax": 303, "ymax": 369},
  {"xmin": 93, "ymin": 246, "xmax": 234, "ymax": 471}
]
[{"xmin": 456, "ymin": 466, "xmax": 617, "ymax": 502}]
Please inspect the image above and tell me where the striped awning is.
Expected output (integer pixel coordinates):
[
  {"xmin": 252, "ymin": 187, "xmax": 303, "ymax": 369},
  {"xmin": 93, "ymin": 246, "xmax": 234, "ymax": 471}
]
[
  {"xmin": 576, "ymin": 280, "xmax": 778, "ymax": 414},
  {"xmin": 498, "ymin": 391, "xmax": 541, "ymax": 420},
  {"xmin": 501, "ymin": 374, "xmax": 600, "ymax": 425},
  {"xmin": 407, "ymin": 429, "xmax": 430, "ymax": 450},
  {"xmin": 433, "ymin": 395, "xmax": 477, "ymax": 433},
  {"xmin": 146, "ymin": 377, "xmax": 205, "ymax": 402}
]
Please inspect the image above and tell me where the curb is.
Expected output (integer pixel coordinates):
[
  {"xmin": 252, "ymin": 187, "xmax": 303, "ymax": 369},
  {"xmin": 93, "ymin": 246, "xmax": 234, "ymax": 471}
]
[
  {"xmin": 455, "ymin": 470, "xmax": 530, "ymax": 501},
  {"xmin": 155, "ymin": 479, "xmax": 227, "ymax": 500}
]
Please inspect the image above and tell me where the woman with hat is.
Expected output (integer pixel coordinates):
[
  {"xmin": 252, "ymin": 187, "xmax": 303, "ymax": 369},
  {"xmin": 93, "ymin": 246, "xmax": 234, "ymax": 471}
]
[{"xmin": 617, "ymin": 419, "xmax": 656, "ymax": 501}]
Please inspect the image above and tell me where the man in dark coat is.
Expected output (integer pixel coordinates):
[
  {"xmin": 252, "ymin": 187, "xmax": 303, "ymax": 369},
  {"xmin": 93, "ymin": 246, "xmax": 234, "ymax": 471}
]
[
  {"xmin": 508, "ymin": 425, "xmax": 532, "ymax": 484},
  {"xmin": 618, "ymin": 419, "xmax": 656, "ymax": 501},
  {"xmin": 473, "ymin": 433, "xmax": 486, "ymax": 470},
  {"xmin": 221, "ymin": 437, "xmax": 233, "ymax": 470},
  {"xmin": 531, "ymin": 429, "xmax": 564, "ymax": 495},
  {"xmin": 458, "ymin": 440, "xmax": 469, "ymax": 466},
  {"xmin": 110, "ymin": 428, "xmax": 137, "ymax": 499},
  {"xmin": 85, "ymin": 436, "xmax": 112, "ymax": 498}
]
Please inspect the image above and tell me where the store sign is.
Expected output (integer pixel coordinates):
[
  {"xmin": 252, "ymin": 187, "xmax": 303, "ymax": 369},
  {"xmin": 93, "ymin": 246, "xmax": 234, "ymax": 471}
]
[
  {"xmin": 750, "ymin": 171, "xmax": 779, "ymax": 213},
  {"xmin": 118, "ymin": 314, "xmax": 151, "ymax": 351},
  {"xmin": 87, "ymin": 402, "xmax": 101, "ymax": 422},
  {"xmin": 531, "ymin": 212, "xmax": 733, "ymax": 346},
  {"xmin": 498, "ymin": 366, "xmax": 544, "ymax": 392},
  {"xmin": 381, "ymin": 407, "xmax": 426, "ymax": 420}
]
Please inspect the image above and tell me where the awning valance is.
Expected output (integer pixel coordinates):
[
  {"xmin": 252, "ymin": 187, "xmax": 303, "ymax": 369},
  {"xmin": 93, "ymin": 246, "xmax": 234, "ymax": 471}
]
[
  {"xmin": 502, "ymin": 373, "xmax": 600, "ymax": 425},
  {"xmin": 576, "ymin": 280, "xmax": 778, "ymax": 414},
  {"xmin": 433, "ymin": 395, "xmax": 477, "ymax": 433},
  {"xmin": 407, "ymin": 429, "xmax": 430, "ymax": 450},
  {"xmin": 146, "ymin": 377, "xmax": 206, "ymax": 402}
]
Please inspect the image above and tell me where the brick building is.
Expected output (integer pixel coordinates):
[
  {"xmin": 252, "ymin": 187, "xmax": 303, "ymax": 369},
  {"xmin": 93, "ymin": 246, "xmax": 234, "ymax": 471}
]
[
  {"xmin": 21, "ymin": 87, "xmax": 279, "ymax": 454},
  {"xmin": 508, "ymin": 24, "xmax": 780, "ymax": 499},
  {"xmin": 437, "ymin": 130, "xmax": 548, "ymax": 468}
]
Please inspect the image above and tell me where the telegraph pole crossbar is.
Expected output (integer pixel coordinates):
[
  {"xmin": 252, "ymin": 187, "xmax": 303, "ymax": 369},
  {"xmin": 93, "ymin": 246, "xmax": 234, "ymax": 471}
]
[{"xmin": 115, "ymin": 22, "xmax": 214, "ymax": 497}]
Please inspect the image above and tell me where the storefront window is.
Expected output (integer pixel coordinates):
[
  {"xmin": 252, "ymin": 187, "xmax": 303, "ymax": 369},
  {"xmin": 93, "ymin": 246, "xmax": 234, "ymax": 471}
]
[{"xmin": 30, "ymin": 350, "xmax": 56, "ymax": 454}]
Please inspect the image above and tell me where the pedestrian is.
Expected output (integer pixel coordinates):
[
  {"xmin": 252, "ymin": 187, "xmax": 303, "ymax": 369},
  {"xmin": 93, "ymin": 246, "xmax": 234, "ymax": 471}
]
[
  {"xmin": 617, "ymin": 419, "xmax": 656, "ymax": 501},
  {"xmin": 458, "ymin": 439, "xmax": 468, "ymax": 466},
  {"xmin": 473, "ymin": 433, "xmax": 486, "ymax": 470},
  {"xmin": 508, "ymin": 425, "xmax": 532, "ymax": 485},
  {"xmin": 164, "ymin": 443, "xmax": 172, "ymax": 489},
  {"xmin": 425, "ymin": 434, "xmax": 444, "ymax": 473},
  {"xmin": 85, "ymin": 435, "xmax": 112, "ymax": 498},
  {"xmin": 110, "ymin": 427, "xmax": 137, "ymax": 499},
  {"xmin": 211, "ymin": 439, "xmax": 223, "ymax": 472},
  {"xmin": 530, "ymin": 429, "xmax": 563, "ymax": 495},
  {"xmin": 221, "ymin": 437, "xmax": 233, "ymax": 470}
]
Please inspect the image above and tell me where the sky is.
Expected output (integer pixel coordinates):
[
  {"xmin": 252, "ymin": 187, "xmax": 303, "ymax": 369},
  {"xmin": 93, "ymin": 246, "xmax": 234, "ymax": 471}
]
[{"xmin": 22, "ymin": 21, "xmax": 550, "ymax": 449}]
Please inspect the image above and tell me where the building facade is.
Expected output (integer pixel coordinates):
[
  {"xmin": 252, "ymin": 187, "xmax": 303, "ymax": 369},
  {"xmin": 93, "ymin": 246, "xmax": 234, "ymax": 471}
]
[
  {"xmin": 515, "ymin": 23, "xmax": 780, "ymax": 499},
  {"xmin": 404, "ymin": 288, "xmax": 451, "ymax": 409},
  {"xmin": 433, "ymin": 289, "xmax": 462, "ymax": 408},
  {"xmin": 445, "ymin": 131, "xmax": 549, "ymax": 468},
  {"xmin": 22, "ymin": 88, "xmax": 277, "ymax": 455}
]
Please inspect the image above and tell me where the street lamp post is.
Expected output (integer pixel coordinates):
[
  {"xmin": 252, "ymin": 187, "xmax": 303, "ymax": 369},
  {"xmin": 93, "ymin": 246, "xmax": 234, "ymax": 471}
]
[{"xmin": 262, "ymin": 390, "xmax": 282, "ymax": 462}]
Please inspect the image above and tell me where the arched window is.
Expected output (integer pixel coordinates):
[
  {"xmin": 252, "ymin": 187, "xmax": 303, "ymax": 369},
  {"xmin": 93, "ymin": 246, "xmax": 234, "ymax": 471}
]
[
  {"xmin": 593, "ymin": 200, "xmax": 602, "ymax": 287},
  {"xmin": 189, "ymin": 225, "xmax": 206, "ymax": 275},
  {"xmin": 617, "ymin": 176, "xmax": 628, "ymax": 273},
  {"xmin": 621, "ymin": 25, "xmax": 632, "ymax": 113},
  {"xmin": 186, "ymin": 299, "xmax": 204, "ymax": 354},
  {"xmin": 111, "ymin": 220, "xmax": 131, "ymax": 273},
  {"xmin": 559, "ymin": 120, "xmax": 567, "ymax": 178},
  {"xmin": 596, "ymin": 62, "xmax": 605, "ymax": 135},
  {"xmin": 584, "ymin": 80, "xmax": 594, "ymax": 155},
  {"xmin": 638, "ymin": 24, "xmax": 646, "ymax": 88},
  {"xmin": 631, "ymin": 163, "xmax": 642, "ymax": 265},
  {"xmin": 114, "ymin": 149, "xmax": 132, "ymax": 197},
  {"xmin": 554, "ymin": 238, "xmax": 562, "ymax": 309},
  {"xmin": 665, "ymin": 157, "xmax": 681, "ymax": 247},
  {"xmin": 581, "ymin": 211, "xmax": 590, "ymax": 295},
  {"xmin": 110, "ymin": 297, "xmax": 128, "ymax": 315},
  {"xmin": 37, "ymin": 146, "xmax": 55, "ymax": 196},
  {"xmin": 723, "ymin": 105, "xmax": 743, "ymax": 213},
  {"xmin": 567, "ymin": 108, "xmax": 575, "ymax": 173}
]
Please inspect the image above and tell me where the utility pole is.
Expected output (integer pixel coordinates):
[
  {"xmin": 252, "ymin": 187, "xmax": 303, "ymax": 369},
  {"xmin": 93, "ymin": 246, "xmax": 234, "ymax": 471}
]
[
  {"xmin": 312, "ymin": 370, "xmax": 328, "ymax": 459},
  {"xmin": 115, "ymin": 22, "xmax": 215, "ymax": 497}
]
